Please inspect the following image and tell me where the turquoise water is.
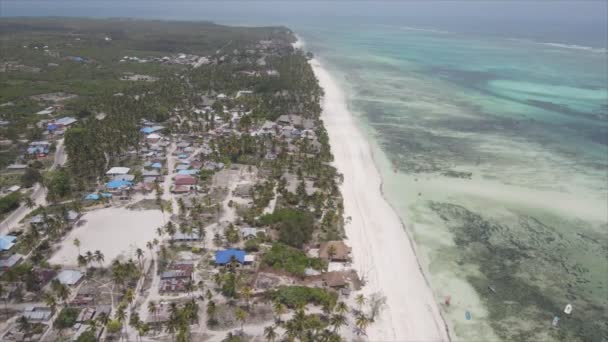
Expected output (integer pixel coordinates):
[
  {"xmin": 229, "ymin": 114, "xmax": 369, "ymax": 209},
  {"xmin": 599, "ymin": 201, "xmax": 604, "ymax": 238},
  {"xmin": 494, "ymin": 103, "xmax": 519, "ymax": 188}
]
[{"xmin": 3, "ymin": 2, "xmax": 608, "ymax": 341}]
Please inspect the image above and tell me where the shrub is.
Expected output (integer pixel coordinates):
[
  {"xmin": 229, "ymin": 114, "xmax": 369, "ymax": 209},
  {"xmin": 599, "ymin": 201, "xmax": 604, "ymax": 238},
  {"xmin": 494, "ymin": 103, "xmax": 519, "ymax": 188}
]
[
  {"xmin": 269, "ymin": 286, "xmax": 338, "ymax": 309},
  {"xmin": 20, "ymin": 167, "xmax": 42, "ymax": 187},
  {"xmin": 262, "ymin": 243, "xmax": 326, "ymax": 277},
  {"xmin": 0, "ymin": 192, "xmax": 21, "ymax": 214},
  {"xmin": 54, "ymin": 308, "xmax": 80, "ymax": 329},
  {"xmin": 244, "ymin": 238, "xmax": 259, "ymax": 252}
]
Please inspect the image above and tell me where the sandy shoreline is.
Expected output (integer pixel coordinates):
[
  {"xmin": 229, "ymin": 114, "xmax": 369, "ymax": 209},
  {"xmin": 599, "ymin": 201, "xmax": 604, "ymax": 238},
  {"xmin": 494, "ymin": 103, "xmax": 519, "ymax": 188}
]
[{"xmin": 310, "ymin": 58, "xmax": 450, "ymax": 341}]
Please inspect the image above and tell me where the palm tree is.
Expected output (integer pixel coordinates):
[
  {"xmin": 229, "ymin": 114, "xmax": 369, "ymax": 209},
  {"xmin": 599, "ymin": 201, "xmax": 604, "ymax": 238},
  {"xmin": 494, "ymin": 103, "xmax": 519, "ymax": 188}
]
[
  {"xmin": 327, "ymin": 244, "xmax": 337, "ymax": 261},
  {"xmin": 56, "ymin": 284, "xmax": 70, "ymax": 305},
  {"xmin": 147, "ymin": 300, "xmax": 158, "ymax": 330},
  {"xmin": 135, "ymin": 248, "xmax": 144, "ymax": 270},
  {"xmin": 235, "ymin": 307, "xmax": 247, "ymax": 332},
  {"xmin": 146, "ymin": 241, "xmax": 154, "ymax": 259},
  {"xmin": 42, "ymin": 292, "xmax": 57, "ymax": 312},
  {"xmin": 335, "ymin": 301, "xmax": 348, "ymax": 315},
  {"xmin": 330, "ymin": 314, "xmax": 346, "ymax": 332},
  {"xmin": 355, "ymin": 314, "xmax": 370, "ymax": 336},
  {"xmin": 264, "ymin": 325, "xmax": 278, "ymax": 342},
  {"xmin": 165, "ymin": 222, "xmax": 177, "ymax": 237},
  {"xmin": 137, "ymin": 323, "xmax": 150, "ymax": 342},
  {"xmin": 240, "ymin": 286, "xmax": 253, "ymax": 309},
  {"xmin": 125, "ymin": 288, "xmax": 135, "ymax": 310},
  {"xmin": 273, "ymin": 300, "xmax": 286, "ymax": 324},
  {"xmin": 206, "ymin": 300, "xmax": 217, "ymax": 321},
  {"xmin": 73, "ymin": 238, "xmax": 81, "ymax": 255},
  {"xmin": 25, "ymin": 197, "xmax": 35, "ymax": 209},
  {"xmin": 355, "ymin": 294, "xmax": 366, "ymax": 312},
  {"xmin": 85, "ymin": 250, "xmax": 94, "ymax": 266},
  {"xmin": 94, "ymin": 250, "xmax": 105, "ymax": 268},
  {"xmin": 17, "ymin": 315, "xmax": 30, "ymax": 332},
  {"xmin": 77, "ymin": 254, "xmax": 88, "ymax": 270}
]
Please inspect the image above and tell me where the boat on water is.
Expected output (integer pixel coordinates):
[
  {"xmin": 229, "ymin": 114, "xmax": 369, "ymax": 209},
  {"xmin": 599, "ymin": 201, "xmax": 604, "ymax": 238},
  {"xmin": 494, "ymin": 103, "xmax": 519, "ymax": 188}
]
[
  {"xmin": 564, "ymin": 304, "xmax": 573, "ymax": 315},
  {"xmin": 552, "ymin": 316, "xmax": 560, "ymax": 327},
  {"xmin": 465, "ymin": 310, "xmax": 471, "ymax": 320}
]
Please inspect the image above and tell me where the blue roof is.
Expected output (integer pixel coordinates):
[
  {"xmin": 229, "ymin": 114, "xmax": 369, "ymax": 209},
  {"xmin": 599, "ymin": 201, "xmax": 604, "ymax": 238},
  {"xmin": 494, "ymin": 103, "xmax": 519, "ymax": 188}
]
[
  {"xmin": 177, "ymin": 170, "xmax": 198, "ymax": 175},
  {"xmin": 101, "ymin": 192, "xmax": 113, "ymax": 198},
  {"xmin": 140, "ymin": 127, "xmax": 155, "ymax": 134},
  {"xmin": 151, "ymin": 162, "xmax": 162, "ymax": 169},
  {"xmin": 47, "ymin": 124, "xmax": 59, "ymax": 131},
  {"xmin": 105, "ymin": 180, "xmax": 133, "ymax": 189},
  {"xmin": 177, "ymin": 154, "xmax": 188, "ymax": 159},
  {"xmin": 0, "ymin": 235, "xmax": 17, "ymax": 251},
  {"xmin": 215, "ymin": 249, "xmax": 245, "ymax": 264},
  {"xmin": 85, "ymin": 193, "xmax": 100, "ymax": 200}
]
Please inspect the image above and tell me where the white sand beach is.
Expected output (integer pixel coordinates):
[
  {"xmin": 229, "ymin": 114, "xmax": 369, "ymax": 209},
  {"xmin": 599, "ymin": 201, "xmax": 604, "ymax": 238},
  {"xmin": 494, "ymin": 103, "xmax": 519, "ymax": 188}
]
[
  {"xmin": 311, "ymin": 58, "xmax": 450, "ymax": 341},
  {"xmin": 49, "ymin": 207, "xmax": 164, "ymax": 267}
]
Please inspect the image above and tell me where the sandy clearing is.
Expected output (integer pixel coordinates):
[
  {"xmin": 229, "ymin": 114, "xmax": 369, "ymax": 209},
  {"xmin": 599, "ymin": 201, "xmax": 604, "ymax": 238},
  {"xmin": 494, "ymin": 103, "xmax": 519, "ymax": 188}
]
[{"xmin": 49, "ymin": 207, "xmax": 164, "ymax": 267}]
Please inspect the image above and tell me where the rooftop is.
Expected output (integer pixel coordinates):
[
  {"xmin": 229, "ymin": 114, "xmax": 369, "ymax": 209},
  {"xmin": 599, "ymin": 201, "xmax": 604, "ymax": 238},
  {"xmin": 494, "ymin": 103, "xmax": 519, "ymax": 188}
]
[
  {"xmin": 56, "ymin": 269, "xmax": 83, "ymax": 285},
  {"xmin": 215, "ymin": 249, "xmax": 246, "ymax": 264},
  {"xmin": 106, "ymin": 167, "xmax": 130, "ymax": 175}
]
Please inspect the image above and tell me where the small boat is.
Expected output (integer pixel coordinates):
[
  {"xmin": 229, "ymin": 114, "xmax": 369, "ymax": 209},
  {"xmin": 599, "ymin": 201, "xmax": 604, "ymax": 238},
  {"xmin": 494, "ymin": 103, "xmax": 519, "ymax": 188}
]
[
  {"xmin": 465, "ymin": 310, "xmax": 471, "ymax": 320},
  {"xmin": 552, "ymin": 316, "xmax": 560, "ymax": 327},
  {"xmin": 564, "ymin": 304, "xmax": 573, "ymax": 315},
  {"xmin": 488, "ymin": 286, "xmax": 496, "ymax": 294}
]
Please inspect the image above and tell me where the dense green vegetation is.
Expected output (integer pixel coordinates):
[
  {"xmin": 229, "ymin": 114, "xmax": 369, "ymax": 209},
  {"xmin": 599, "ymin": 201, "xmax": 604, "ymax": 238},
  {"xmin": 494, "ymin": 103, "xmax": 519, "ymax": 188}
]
[
  {"xmin": 268, "ymin": 286, "xmax": 338, "ymax": 309},
  {"xmin": 261, "ymin": 242, "xmax": 326, "ymax": 276},
  {"xmin": 54, "ymin": 307, "xmax": 80, "ymax": 329},
  {"xmin": 0, "ymin": 191, "xmax": 21, "ymax": 214},
  {"xmin": 260, "ymin": 208, "xmax": 315, "ymax": 248}
]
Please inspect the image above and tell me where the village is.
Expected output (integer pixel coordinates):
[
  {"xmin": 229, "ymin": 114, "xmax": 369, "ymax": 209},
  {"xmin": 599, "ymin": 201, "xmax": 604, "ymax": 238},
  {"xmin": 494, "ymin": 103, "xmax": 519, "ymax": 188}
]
[{"xmin": 0, "ymin": 18, "xmax": 385, "ymax": 342}]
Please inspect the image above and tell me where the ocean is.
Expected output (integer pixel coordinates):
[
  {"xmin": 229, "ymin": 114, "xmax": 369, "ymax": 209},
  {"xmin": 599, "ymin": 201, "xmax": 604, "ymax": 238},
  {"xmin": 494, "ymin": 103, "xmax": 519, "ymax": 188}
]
[{"xmin": 3, "ymin": 1, "xmax": 607, "ymax": 341}]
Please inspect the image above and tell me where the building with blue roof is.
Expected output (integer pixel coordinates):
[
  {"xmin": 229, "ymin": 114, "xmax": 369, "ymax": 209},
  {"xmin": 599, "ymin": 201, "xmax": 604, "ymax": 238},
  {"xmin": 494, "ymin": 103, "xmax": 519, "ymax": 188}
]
[
  {"xmin": 150, "ymin": 162, "xmax": 162, "ymax": 169},
  {"xmin": 84, "ymin": 193, "xmax": 100, "ymax": 200},
  {"xmin": 105, "ymin": 180, "xmax": 133, "ymax": 189},
  {"xmin": 0, "ymin": 235, "xmax": 17, "ymax": 251},
  {"xmin": 215, "ymin": 249, "xmax": 246, "ymax": 265},
  {"xmin": 177, "ymin": 170, "xmax": 199, "ymax": 175}
]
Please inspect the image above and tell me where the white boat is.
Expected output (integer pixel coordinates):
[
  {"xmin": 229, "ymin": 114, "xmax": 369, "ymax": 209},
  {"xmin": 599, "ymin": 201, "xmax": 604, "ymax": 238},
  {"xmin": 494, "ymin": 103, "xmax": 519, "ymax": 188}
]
[{"xmin": 564, "ymin": 304, "xmax": 573, "ymax": 315}]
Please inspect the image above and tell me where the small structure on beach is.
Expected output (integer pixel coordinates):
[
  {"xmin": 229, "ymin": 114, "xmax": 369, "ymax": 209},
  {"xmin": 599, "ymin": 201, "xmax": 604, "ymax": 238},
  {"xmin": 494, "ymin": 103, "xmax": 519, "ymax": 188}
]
[{"xmin": 319, "ymin": 240, "xmax": 351, "ymax": 262}]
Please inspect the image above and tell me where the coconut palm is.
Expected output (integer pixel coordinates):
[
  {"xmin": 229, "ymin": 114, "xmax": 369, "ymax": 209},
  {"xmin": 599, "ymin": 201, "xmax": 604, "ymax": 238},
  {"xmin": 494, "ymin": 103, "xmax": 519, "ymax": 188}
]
[
  {"xmin": 330, "ymin": 314, "xmax": 346, "ymax": 332},
  {"xmin": 135, "ymin": 248, "xmax": 144, "ymax": 270},
  {"xmin": 240, "ymin": 286, "xmax": 253, "ymax": 309},
  {"xmin": 273, "ymin": 300, "xmax": 286, "ymax": 323},
  {"xmin": 235, "ymin": 307, "xmax": 247, "ymax": 332},
  {"xmin": 335, "ymin": 301, "xmax": 348, "ymax": 315},
  {"xmin": 85, "ymin": 250, "xmax": 94, "ymax": 266},
  {"xmin": 355, "ymin": 294, "xmax": 366, "ymax": 312},
  {"xmin": 146, "ymin": 241, "xmax": 154, "ymax": 259},
  {"xmin": 264, "ymin": 325, "xmax": 278, "ymax": 342},
  {"xmin": 73, "ymin": 238, "xmax": 81, "ymax": 255},
  {"xmin": 94, "ymin": 250, "xmax": 105, "ymax": 268},
  {"xmin": 355, "ymin": 314, "xmax": 370, "ymax": 336}
]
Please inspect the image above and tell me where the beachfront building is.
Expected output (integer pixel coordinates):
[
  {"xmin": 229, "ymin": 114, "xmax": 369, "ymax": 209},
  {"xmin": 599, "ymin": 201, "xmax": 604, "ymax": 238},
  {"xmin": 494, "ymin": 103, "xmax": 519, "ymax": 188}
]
[{"xmin": 319, "ymin": 240, "xmax": 351, "ymax": 262}]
